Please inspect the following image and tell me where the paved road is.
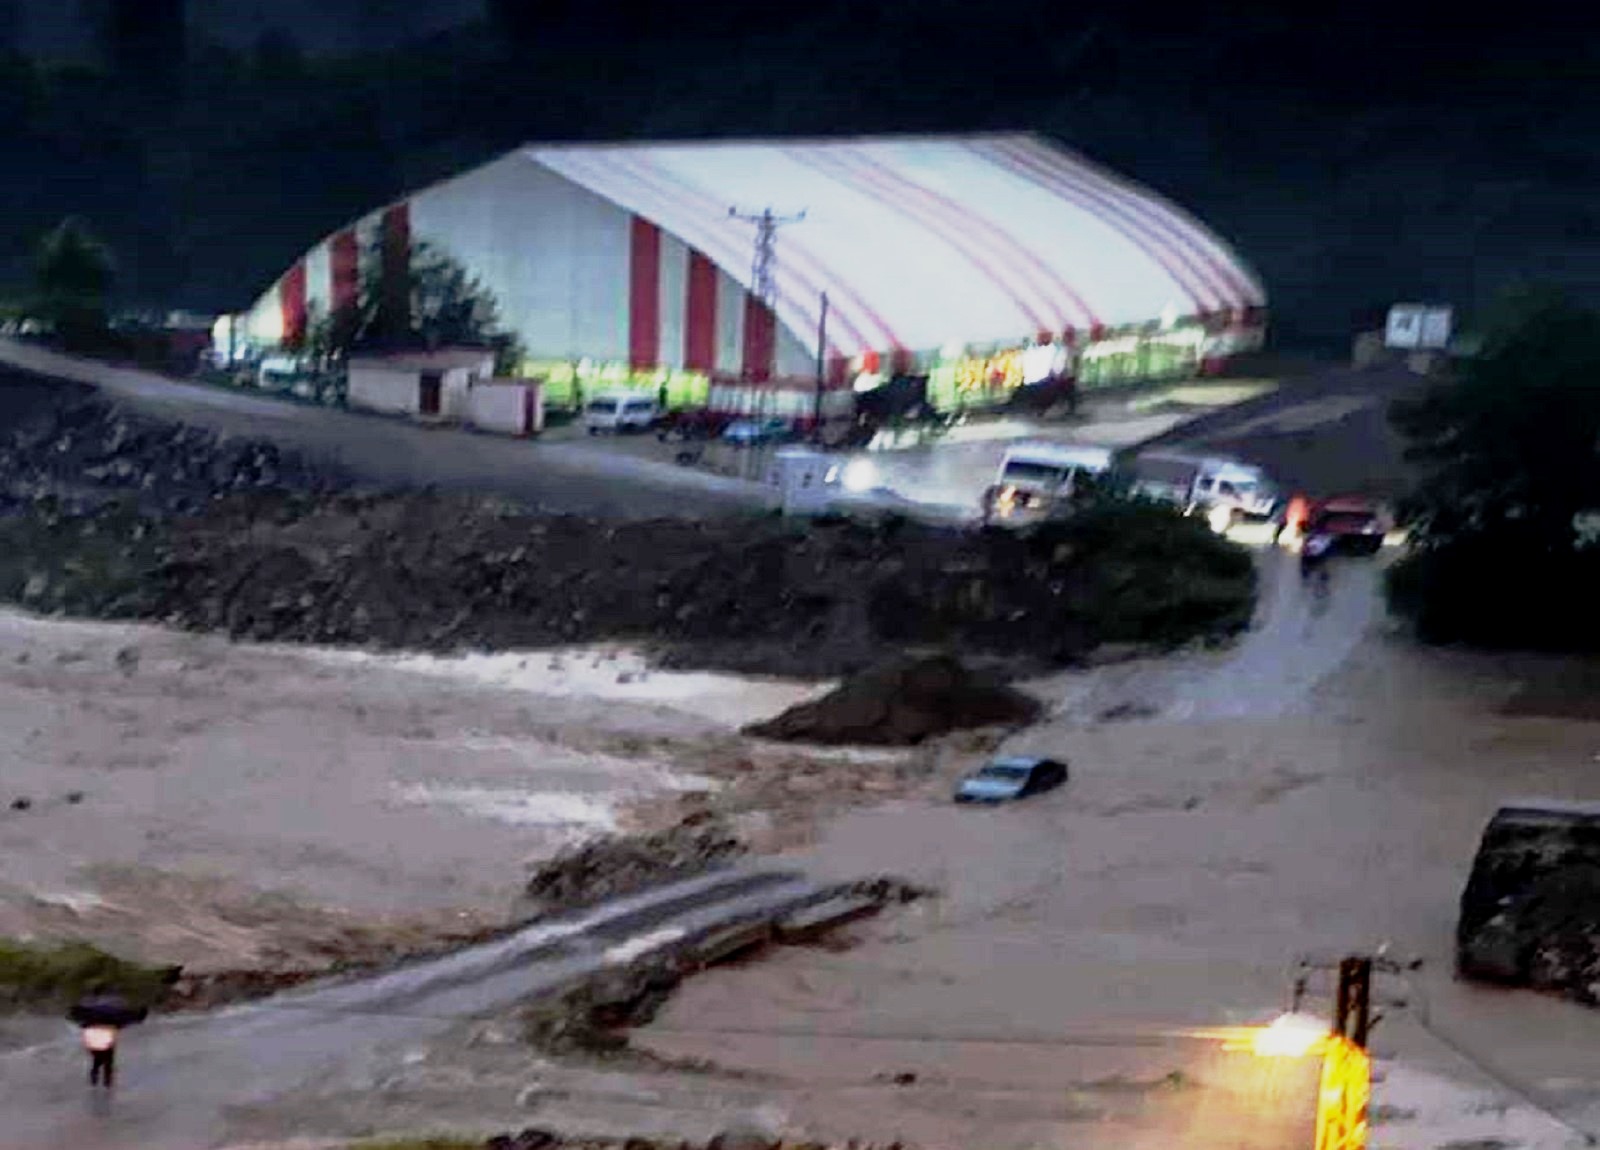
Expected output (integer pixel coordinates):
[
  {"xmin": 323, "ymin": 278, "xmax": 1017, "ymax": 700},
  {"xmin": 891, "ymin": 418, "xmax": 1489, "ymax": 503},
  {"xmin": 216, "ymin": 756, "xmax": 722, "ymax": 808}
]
[
  {"xmin": 0, "ymin": 869, "xmax": 832, "ymax": 1150},
  {"xmin": 1049, "ymin": 538, "xmax": 1385, "ymax": 726},
  {"xmin": 799, "ymin": 365, "xmax": 1417, "ymax": 518},
  {"xmin": 0, "ymin": 340, "xmax": 768, "ymax": 519}
]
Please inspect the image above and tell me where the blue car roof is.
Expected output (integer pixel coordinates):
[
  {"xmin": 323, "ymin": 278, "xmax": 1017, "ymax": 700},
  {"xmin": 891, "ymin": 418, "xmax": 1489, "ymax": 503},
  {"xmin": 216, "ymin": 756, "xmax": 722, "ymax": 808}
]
[{"xmin": 990, "ymin": 756, "xmax": 1045, "ymax": 769}]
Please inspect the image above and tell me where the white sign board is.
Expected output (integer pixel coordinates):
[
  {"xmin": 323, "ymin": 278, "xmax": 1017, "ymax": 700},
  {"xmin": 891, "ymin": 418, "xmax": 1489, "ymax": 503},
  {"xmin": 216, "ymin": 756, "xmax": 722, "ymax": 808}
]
[{"xmin": 1385, "ymin": 304, "xmax": 1453, "ymax": 350}]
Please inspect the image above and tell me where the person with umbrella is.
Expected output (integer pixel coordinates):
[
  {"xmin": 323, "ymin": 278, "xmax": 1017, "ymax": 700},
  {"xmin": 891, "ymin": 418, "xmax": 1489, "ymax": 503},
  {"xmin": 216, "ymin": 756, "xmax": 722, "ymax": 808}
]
[{"xmin": 69, "ymin": 985, "xmax": 148, "ymax": 1088}]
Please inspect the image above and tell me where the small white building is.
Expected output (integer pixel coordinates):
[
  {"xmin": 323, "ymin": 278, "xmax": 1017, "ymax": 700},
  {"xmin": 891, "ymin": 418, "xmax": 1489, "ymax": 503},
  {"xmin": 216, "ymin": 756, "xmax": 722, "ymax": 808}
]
[
  {"xmin": 346, "ymin": 348, "xmax": 496, "ymax": 421},
  {"xmin": 464, "ymin": 378, "xmax": 544, "ymax": 437}
]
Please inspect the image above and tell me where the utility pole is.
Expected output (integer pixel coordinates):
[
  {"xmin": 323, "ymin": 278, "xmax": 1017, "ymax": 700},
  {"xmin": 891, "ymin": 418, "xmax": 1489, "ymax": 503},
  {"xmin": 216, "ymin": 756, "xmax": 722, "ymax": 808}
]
[
  {"xmin": 813, "ymin": 291, "xmax": 829, "ymax": 440},
  {"xmin": 728, "ymin": 206, "xmax": 806, "ymax": 311},
  {"xmin": 728, "ymin": 206, "xmax": 805, "ymax": 475}
]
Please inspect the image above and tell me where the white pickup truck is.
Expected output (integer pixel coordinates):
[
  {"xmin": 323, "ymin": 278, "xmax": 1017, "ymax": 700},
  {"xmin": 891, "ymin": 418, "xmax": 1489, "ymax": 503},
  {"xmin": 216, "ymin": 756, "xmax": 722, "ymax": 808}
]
[
  {"xmin": 981, "ymin": 441, "xmax": 1115, "ymax": 525},
  {"xmin": 1124, "ymin": 451, "xmax": 1282, "ymax": 533}
]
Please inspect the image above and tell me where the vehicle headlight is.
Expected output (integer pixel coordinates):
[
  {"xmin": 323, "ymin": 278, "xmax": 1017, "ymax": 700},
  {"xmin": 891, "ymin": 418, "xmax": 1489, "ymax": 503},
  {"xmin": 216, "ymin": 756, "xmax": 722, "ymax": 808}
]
[{"xmin": 841, "ymin": 459, "xmax": 877, "ymax": 492}]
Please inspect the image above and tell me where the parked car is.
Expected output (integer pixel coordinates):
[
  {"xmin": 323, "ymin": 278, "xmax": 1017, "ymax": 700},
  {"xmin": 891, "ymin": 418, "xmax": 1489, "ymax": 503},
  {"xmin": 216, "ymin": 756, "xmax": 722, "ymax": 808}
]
[
  {"xmin": 953, "ymin": 756, "xmax": 1069, "ymax": 804},
  {"xmin": 721, "ymin": 416, "xmax": 795, "ymax": 447},
  {"xmin": 981, "ymin": 442, "xmax": 1114, "ymax": 525},
  {"xmin": 585, "ymin": 393, "xmax": 659, "ymax": 434},
  {"xmin": 1306, "ymin": 495, "xmax": 1389, "ymax": 556}
]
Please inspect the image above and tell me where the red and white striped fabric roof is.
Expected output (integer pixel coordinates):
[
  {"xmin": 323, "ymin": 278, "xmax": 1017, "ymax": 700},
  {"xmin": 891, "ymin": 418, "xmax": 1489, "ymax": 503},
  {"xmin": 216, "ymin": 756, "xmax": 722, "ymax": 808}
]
[{"xmin": 528, "ymin": 133, "xmax": 1265, "ymax": 357}]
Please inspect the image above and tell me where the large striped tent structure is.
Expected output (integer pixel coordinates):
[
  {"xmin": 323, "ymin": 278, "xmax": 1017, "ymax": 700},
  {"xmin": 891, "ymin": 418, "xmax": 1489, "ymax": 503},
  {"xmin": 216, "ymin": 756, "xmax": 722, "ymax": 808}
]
[{"xmin": 242, "ymin": 133, "xmax": 1266, "ymax": 412}]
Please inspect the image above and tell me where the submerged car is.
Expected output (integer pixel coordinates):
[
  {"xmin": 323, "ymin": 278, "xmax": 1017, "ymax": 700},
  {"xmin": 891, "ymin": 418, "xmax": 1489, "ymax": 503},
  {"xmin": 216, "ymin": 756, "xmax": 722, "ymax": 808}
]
[{"xmin": 953, "ymin": 756, "xmax": 1069, "ymax": 804}]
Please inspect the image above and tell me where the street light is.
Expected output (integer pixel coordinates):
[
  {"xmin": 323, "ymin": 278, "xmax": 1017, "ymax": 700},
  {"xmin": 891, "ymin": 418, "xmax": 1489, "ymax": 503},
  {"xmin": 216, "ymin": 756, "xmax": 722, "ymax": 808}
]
[{"xmin": 1251, "ymin": 1012, "xmax": 1331, "ymax": 1058}]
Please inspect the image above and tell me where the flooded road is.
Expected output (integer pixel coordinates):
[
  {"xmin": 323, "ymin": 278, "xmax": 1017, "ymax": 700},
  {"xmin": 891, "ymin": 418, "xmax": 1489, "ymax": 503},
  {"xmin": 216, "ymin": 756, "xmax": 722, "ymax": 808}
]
[{"xmin": 0, "ymin": 870, "xmax": 827, "ymax": 1150}]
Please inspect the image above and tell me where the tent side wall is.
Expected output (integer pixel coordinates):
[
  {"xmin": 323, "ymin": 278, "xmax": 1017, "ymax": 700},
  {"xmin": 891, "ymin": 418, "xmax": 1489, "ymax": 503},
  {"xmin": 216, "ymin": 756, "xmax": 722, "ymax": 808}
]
[
  {"xmin": 241, "ymin": 150, "xmax": 814, "ymax": 381},
  {"xmin": 410, "ymin": 153, "xmax": 630, "ymax": 364}
]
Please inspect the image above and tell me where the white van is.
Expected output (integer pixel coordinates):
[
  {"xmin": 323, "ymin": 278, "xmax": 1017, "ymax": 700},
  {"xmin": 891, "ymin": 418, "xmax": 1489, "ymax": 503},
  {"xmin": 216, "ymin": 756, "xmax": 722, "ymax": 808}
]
[
  {"xmin": 584, "ymin": 393, "xmax": 659, "ymax": 434},
  {"xmin": 983, "ymin": 441, "xmax": 1114, "ymax": 523}
]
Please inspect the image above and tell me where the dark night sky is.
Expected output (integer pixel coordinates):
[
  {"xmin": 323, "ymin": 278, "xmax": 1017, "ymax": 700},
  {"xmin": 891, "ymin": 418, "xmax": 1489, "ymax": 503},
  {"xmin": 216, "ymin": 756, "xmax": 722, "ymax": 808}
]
[
  {"xmin": 9, "ymin": 0, "xmax": 482, "ymax": 56},
  {"xmin": 3, "ymin": 0, "xmax": 1599, "ymax": 345}
]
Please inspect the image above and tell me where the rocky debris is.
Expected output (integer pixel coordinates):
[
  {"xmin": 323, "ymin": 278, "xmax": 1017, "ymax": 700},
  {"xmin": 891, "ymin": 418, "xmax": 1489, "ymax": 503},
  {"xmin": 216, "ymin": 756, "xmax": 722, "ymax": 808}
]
[
  {"xmin": 0, "ymin": 373, "xmax": 350, "ymax": 518},
  {"xmin": 1523, "ymin": 865, "xmax": 1600, "ymax": 1007},
  {"xmin": 524, "ymin": 822, "xmax": 748, "ymax": 914},
  {"xmin": 161, "ymin": 968, "xmax": 326, "ymax": 1011},
  {"xmin": 521, "ymin": 878, "xmax": 922, "ymax": 1061},
  {"xmin": 159, "ymin": 917, "xmax": 511, "ymax": 1012},
  {"xmin": 1098, "ymin": 700, "xmax": 1161, "ymax": 722},
  {"xmin": 523, "ymin": 954, "xmax": 683, "ymax": 1057},
  {"xmin": 0, "ymin": 476, "xmax": 1254, "ymax": 676},
  {"xmin": 1456, "ymin": 804, "xmax": 1600, "ymax": 1007},
  {"xmin": 706, "ymin": 1134, "xmax": 782, "ymax": 1150},
  {"xmin": 845, "ymin": 877, "xmax": 932, "ymax": 905},
  {"xmin": 487, "ymin": 1132, "xmax": 561, "ymax": 1150},
  {"xmin": 744, "ymin": 655, "xmax": 1043, "ymax": 746},
  {"xmin": 484, "ymin": 1135, "xmax": 904, "ymax": 1150}
]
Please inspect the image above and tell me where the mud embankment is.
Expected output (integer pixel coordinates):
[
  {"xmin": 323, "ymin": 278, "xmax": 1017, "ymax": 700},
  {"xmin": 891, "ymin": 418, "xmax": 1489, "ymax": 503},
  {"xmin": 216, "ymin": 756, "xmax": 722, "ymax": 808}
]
[{"xmin": 0, "ymin": 372, "xmax": 1254, "ymax": 678}]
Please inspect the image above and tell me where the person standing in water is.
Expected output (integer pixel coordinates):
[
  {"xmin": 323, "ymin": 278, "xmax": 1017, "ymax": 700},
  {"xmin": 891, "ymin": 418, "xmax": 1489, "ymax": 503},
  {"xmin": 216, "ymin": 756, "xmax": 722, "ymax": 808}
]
[
  {"xmin": 82, "ymin": 1022, "xmax": 118, "ymax": 1087},
  {"xmin": 70, "ymin": 986, "xmax": 148, "ymax": 1089}
]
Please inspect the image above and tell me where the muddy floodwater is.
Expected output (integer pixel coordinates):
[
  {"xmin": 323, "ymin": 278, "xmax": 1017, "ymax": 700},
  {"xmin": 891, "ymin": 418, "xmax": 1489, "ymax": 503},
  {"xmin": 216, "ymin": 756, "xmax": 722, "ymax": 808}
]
[{"xmin": 3, "ymin": 548, "xmax": 1599, "ymax": 1150}]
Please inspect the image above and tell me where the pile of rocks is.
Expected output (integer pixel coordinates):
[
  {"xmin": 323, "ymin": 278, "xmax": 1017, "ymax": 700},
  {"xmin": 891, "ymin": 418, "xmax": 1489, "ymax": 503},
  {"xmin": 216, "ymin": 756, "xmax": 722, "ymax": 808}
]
[
  {"xmin": 1527, "ymin": 870, "xmax": 1600, "ymax": 1007},
  {"xmin": 524, "ymin": 822, "xmax": 747, "ymax": 914},
  {"xmin": 0, "ymin": 373, "xmax": 349, "ymax": 517},
  {"xmin": 744, "ymin": 654, "xmax": 1043, "ymax": 746},
  {"xmin": 33, "ymin": 490, "xmax": 1252, "ymax": 676},
  {"xmin": 1, "ymin": 372, "xmax": 1254, "ymax": 675},
  {"xmin": 1456, "ymin": 804, "xmax": 1600, "ymax": 1007},
  {"xmin": 487, "ymin": 1132, "xmax": 907, "ymax": 1150},
  {"xmin": 522, "ymin": 954, "xmax": 683, "ymax": 1057}
]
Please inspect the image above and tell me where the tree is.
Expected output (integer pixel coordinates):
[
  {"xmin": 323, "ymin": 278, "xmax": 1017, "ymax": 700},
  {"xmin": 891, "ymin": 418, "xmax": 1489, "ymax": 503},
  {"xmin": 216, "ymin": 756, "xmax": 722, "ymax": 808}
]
[
  {"xmin": 1391, "ymin": 287, "xmax": 1600, "ymax": 548},
  {"xmin": 1386, "ymin": 287, "xmax": 1600, "ymax": 647},
  {"xmin": 319, "ymin": 235, "xmax": 522, "ymax": 375},
  {"xmin": 33, "ymin": 217, "xmax": 114, "ymax": 347}
]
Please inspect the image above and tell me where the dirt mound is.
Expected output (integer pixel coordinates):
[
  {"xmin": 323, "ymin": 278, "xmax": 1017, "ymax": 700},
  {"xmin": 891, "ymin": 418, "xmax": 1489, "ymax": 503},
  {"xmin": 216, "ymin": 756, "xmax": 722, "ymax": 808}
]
[
  {"xmin": 524, "ymin": 822, "xmax": 747, "ymax": 913},
  {"xmin": 744, "ymin": 654, "xmax": 1043, "ymax": 745},
  {"xmin": 0, "ymin": 378, "xmax": 1255, "ymax": 675}
]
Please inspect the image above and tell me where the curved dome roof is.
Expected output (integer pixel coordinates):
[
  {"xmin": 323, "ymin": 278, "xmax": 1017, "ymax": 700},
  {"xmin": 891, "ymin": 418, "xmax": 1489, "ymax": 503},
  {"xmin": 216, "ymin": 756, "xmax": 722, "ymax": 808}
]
[{"xmin": 529, "ymin": 133, "xmax": 1265, "ymax": 357}]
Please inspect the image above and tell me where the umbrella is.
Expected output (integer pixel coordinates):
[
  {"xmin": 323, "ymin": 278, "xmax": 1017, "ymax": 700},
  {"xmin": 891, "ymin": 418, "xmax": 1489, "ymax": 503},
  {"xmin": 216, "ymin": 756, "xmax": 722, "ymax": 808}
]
[{"xmin": 68, "ymin": 994, "xmax": 149, "ymax": 1028}]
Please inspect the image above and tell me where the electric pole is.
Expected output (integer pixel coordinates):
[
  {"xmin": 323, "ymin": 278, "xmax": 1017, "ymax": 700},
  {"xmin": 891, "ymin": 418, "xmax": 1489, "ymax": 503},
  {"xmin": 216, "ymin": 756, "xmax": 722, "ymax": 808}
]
[
  {"xmin": 813, "ymin": 291, "xmax": 829, "ymax": 440},
  {"xmin": 728, "ymin": 206, "xmax": 806, "ymax": 311},
  {"xmin": 728, "ymin": 206, "xmax": 806, "ymax": 463}
]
